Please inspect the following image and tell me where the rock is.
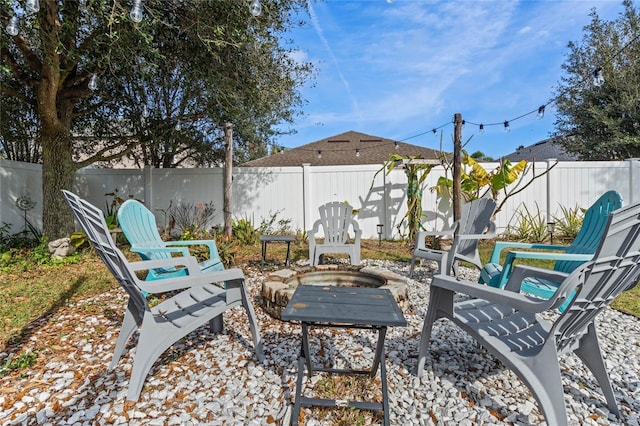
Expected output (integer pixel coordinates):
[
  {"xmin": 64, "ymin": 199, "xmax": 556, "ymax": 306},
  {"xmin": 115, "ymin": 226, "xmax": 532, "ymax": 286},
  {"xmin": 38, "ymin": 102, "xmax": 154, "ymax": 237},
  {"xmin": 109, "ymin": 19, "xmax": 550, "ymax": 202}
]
[{"xmin": 48, "ymin": 237, "xmax": 75, "ymax": 259}]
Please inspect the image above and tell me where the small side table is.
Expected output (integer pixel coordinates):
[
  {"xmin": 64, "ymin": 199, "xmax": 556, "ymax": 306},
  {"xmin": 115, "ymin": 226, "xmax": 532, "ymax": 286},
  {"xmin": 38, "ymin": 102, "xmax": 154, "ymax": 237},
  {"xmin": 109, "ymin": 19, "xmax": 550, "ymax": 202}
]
[
  {"xmin": 260, "ymin": 235, "xmax": 295, "ymax": 269},
  {"xmin": 282, "ymin": 285, "xmax": 407, "ymax": 425}
]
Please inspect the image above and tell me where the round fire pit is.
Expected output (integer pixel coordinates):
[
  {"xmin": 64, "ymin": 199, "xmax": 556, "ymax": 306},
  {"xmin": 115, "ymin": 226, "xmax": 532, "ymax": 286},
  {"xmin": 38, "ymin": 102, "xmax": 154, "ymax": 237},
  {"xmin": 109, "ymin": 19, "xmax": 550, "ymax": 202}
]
[{"xmin": 261, "ymin": 264, "xmax": 409, "ymax": 319}]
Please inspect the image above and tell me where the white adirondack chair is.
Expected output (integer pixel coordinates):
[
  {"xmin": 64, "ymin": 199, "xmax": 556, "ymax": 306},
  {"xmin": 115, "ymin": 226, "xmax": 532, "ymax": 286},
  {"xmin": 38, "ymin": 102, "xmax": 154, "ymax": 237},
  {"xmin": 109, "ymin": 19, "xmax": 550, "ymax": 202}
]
[{"xmin": 308, "ymin": 202, "xmax": 362, "ymax": 266}]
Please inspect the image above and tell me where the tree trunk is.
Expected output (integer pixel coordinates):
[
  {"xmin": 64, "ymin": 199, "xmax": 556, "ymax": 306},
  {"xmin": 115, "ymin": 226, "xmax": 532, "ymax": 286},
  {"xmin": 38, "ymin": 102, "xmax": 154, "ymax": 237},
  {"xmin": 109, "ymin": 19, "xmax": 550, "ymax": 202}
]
[{"xmin": 41, "ymin": 128, "xmax": 76, "ymax": 240}]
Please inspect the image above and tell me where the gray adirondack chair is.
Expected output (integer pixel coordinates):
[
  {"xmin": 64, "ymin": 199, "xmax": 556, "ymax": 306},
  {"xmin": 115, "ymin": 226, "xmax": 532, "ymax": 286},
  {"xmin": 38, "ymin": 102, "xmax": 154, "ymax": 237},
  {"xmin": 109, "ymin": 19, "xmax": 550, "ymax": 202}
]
[
  {"xmin": 415, "ymin": 201, "xmax": 640, "ymax": 425},
  {"xmin": 308, "ymin": 201, "xmax": 362, "ymax": 266},
  {"xmin": 62, "ymin": 190, "xmax": 264, "ymax": 401},
  {"xmin": 409, "ymin": 198, "xmax": 496, "ymax": 278}
]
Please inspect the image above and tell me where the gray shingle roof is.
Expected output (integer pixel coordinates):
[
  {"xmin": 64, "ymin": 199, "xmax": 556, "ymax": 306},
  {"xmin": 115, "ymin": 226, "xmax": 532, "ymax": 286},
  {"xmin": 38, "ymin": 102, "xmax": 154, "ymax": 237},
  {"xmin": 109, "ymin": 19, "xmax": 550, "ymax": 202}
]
[
  {"xmin": 501, "ymin": 137, "xmax": 578, "ymax": 162},
  {"xmin": 240, "ymin": 130, "xmax": 442, "ymax": 167}
]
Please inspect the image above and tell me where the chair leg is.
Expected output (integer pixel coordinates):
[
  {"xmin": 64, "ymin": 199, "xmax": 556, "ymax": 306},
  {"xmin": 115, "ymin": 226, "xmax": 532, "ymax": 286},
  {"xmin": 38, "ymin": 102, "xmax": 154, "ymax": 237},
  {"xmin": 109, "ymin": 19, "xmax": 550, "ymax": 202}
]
[
  {"xmin": 514, "ymin": 346, "xmax": 568, "ymax": 426},
  {"xmin": 409, "ymin": 256, "xmax": 417, "ymax": 278},
  {"xmin": 109, "ymin": 304, "xmax": 140, "ymax": 370},
  {"xmin": 209, "ymin": 315, "xmax": 223, "ymax": 333},
  {"xmin": 574, "ymin": 324, "xmax": 620, "ymax": 416},
  {"xmin": 415, "ymin": 287, "xmax": 452, "ymax": 376},
  {"xmin": 239, "ymin": 282, "xmax": 265, "ymax": 362}
]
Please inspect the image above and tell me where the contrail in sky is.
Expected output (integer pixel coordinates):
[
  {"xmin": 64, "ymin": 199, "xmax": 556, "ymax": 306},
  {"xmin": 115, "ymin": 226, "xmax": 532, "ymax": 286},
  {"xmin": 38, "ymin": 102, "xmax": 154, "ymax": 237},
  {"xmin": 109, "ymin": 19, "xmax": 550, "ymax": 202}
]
[{"xmin": 307, "ymin": 1, "xmax": 362, "ymax": 123}]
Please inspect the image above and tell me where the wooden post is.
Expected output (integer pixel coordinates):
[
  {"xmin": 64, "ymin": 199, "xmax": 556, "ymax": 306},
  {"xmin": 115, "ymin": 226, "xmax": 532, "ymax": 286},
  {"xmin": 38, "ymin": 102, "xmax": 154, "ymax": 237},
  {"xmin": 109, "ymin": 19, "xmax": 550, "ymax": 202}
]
[
  {"xmin": 223, "ymin": 122, "xmax": 233, "ymax": 237},
  {"xmin": 453, "ymin": 113, "xmax": 462, "ymax": 222}
]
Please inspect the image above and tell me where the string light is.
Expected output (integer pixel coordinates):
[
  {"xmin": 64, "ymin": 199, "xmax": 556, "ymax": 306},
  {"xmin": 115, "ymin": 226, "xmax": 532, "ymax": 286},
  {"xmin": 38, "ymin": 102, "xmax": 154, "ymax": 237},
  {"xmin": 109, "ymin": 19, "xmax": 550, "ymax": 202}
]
[
  {"xmin": 5, "ymin": 17, "xmax": 19, "ymax": 36},
  {"xmin": 130, "ymin": 0, "xmax": 144, "ymax": 23},
  {"xmin": 249, "ymin": 0, "xmax": 262, "ymax": 16},
  {"xmin": 26, "ymin": 0, "xmax": 40, "ymax": 13},
  {"xmin": 355, "ymin": 148, "xmax": 360, "ymax": 157},
  {"xmin": 175, "ymin": 120, "xmax": 182, "ymax": 131},
  {"xmin": 394, "ymin": 142, "xmax": 399, "ymax": 150},
  {"xmin": 88, "ymin": 74, "xmax": 98, "ymax": 91},
  {"xmin": 317, "ymin": 150, "xmax": 322, "ymax": 158},
  {"xmin": 537, "ymin": 105, "xmax": 545, "ymax": 119},
  {"xmin": 479, "ymin": 124, "xmax": 485, "ymax": 134},
  {"xmin": 503, "ymin": 121, "xmax": 510, "ymax": 132},
  {"xmin": 592, "ymin": 66, "xmax": 605, "ymax": 87}
]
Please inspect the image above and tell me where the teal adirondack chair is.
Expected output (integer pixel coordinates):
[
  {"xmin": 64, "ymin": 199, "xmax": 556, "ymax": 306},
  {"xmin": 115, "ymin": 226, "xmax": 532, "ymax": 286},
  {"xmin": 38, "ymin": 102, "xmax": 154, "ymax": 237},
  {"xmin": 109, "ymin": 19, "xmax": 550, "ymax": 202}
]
[
  {"xmin": 479, "ymin": 190, "xmax": 623, "ymax": 301},
  {"xmin": 117, "ymin": 199, "xmax": 224, "ymax": 281}
]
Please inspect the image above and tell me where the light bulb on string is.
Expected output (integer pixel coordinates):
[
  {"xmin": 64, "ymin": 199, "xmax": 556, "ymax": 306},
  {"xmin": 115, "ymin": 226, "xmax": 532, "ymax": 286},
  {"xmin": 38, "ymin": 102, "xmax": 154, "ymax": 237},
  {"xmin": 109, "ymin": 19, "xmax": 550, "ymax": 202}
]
[
  {"xmin": 175, "ymin": 120, "xmax": 181, "ymax": 131},
  {"xmin": 130, "ymin": 0, "xmax": 144, "ymax": 23},
  {"xmin": 26, "ymin": 0, "xmax": 40, "ymax": 13},
  {"xmin": 394, "ymin": 142, "xmax": 399, "ymax": 150},
  {"xmin": 537, "ymin": 105, "xmax": 545, "ymax": 119},
  {"xmin": 592, "ymin": 67, "xmax": 605, "ymax": 87},
  {"xmin": 317, "ymin": 150, "xmax": 322, "ymax": 159},
  {"xmin": 479, "ymin": 124, "xmax": 485, "ymax": 134},
  {"xmin": 504, "ymin": 121, "xmax": 510, "ymax": 132},
  {"xmin": 6, "ymin": 16, "xmax": 19, "ymax": 36},
  {"xmin": 355, "ymin": 148, "xmax": 360, "ymax": 157},
  {"xmin": 88, "ymin": 74, "xmax": 98, "ymax": 91},
  {"xmin": 249, "ymin": 0, "xmax": 262, "ymax": 16},
  {"xmin": 432, "ymin": 129, "xmax": 437, "ymax": 136},
  {"xmin": 142, "ymin": 105, "xmax": 150, "ymax": 118}
]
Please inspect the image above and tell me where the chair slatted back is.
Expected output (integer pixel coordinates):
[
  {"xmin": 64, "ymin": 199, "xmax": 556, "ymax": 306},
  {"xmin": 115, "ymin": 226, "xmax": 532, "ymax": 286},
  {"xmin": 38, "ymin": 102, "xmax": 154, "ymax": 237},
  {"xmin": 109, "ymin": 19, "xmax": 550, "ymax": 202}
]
[
  {"xmin": 63, "ymin": 191, "xmax": 148, "ymax": 316},
  {"xmin": 555, "ymin": 190, "xmax": 623, "ymax": 273},
  {"xmin": 454, "ymin": 198, "xmax": 497, "ymax": 259},
  {"xmin": 318, "ymin": 202, "xmax": 354, "ymax": 244},
  {"xmin": 553, "ymin": 202, "xmax": 640, "ymax": 354},
  {"xmin": 118, "ymin": 199, "xmax": 170, "ymax": 261}
]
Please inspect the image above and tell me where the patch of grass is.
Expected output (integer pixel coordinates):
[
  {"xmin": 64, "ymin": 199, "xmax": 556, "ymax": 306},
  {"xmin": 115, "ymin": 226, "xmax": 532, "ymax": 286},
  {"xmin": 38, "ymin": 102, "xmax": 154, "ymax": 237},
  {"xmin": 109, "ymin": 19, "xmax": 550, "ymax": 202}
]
[
  {"xmin": 0, "ymin": 250, "xmax": 116, "ymax": 345},
  {"xmin": 1, "ymin": 238, "xmax": 638, "ymax": 350},
  {"xmin": 0, "ymin": 350, "xmax": 38, "ymax": 375},
  {"xmin": 306, "ymin": 373, "xmax": 384, "ymax": 425}
]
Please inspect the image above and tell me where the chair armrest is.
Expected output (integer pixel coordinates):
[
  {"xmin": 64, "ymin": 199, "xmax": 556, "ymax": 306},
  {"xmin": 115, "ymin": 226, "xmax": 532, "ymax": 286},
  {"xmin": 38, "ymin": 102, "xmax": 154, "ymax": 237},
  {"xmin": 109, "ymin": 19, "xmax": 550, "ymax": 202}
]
[
  {"xmin": 496, "ymin": 250, "xmax": 592, "ymax": 288},
  {"xmin": 431, "ymin": 274, "xmax": 551, "ymax": 313},
  {"xmin": 308, "ymin": 219, "xmax": 322, "ymax": 238},
  {"xmin": 488, "ymin": 241, "xmax": 568, "ymax": 263},
  {"xmin": 414, "ymin": 226, "xmax": 457, "ymax": 250},
  {"xmin": 131, "ymin": 245, "xmax": 190, "ymax": 257},
  {"xmin": 134, "ymin": 262, "xmax": 246, "ymax": 294},
  {"xmin": 165, "ymin": 239, "xmax": 221, "ymax": 259},
  {"xmin": 502, "ymin": 264, "xmax": 570, "ymax": 292}
]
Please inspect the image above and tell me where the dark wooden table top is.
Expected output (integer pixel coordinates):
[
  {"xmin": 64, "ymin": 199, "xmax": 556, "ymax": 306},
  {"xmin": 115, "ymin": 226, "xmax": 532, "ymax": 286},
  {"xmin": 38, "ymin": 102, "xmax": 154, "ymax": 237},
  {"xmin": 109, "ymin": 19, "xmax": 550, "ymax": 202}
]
[{"xmin": 281, "ymin": 285, "xmax": 407, "ymax": 327}]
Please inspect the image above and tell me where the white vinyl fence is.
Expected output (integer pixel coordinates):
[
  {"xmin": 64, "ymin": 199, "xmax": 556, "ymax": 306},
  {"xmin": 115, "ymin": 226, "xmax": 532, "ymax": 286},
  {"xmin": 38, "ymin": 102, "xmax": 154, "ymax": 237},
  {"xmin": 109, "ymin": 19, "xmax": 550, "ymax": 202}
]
[{"xmin": 2, "ymin": 158, "xmax": 640, "ymax": 239}]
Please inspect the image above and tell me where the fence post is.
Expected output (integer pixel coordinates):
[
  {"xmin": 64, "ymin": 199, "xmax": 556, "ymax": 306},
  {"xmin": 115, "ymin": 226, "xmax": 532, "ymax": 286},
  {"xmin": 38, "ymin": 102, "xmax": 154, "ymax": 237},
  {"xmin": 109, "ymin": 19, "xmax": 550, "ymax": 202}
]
[
  {"xmin": 627, "ymin": 158, "xmax": 640, "ymax": 205},
  {"xmin": 144, "ymin": 166, "xmax": 153, "ymax": 210},
  {"xmin": 546, "ymin": 158, "xmax": 556, "ymax": 221},
  {"xmin": 301, "ymin": 163, "xmax": 311, "ymax": 232}
]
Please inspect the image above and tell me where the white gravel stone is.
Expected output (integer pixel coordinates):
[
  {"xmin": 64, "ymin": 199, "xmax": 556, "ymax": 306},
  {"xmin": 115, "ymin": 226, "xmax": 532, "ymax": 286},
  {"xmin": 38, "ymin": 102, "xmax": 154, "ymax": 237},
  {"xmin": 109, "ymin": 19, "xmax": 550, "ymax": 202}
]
[{"xmin": 0, "ymin": 260, "xmax": 638, "ymax": 426}]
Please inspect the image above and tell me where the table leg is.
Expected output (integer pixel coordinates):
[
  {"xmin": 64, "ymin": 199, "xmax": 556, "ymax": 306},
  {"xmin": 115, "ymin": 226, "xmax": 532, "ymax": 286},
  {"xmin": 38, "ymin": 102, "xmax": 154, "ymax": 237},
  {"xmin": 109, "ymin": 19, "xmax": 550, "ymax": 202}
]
[
  {"xmin": 291, "ymin": 344, "xmax": 306, "ymax": 426},
  {"xmin": 261, "ymin": 241, "xmax": 267, "ymax": 270},
  {"xmin": 285, "ymin": 241, "xmax": 292, "ymax": 267},
  {"xmin": 370, "ymin": 327, "xmax": 387, "ymax": 376},
  {"xmin": 379, "ymin": 345, "xmax": 390, "ymax": 426}
]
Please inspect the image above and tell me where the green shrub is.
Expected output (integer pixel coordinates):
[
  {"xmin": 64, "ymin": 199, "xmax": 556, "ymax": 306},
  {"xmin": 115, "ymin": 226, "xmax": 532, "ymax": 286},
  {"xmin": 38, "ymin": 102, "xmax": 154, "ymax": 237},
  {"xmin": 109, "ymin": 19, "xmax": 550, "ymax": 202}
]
[
  {"xmin": 232, "ymin": 216, "xmax": 259, "ymax": 245},
  {"xmin": 553, "ymin": 204, "xmax": 584, "ymax": 239},
  {"xmin": 505, "ymin": 202, "xmax": 547, "ymax": 243},
  {"xmin": 257, "ymin": 210, "xmax": 293, "ymax": 236}
]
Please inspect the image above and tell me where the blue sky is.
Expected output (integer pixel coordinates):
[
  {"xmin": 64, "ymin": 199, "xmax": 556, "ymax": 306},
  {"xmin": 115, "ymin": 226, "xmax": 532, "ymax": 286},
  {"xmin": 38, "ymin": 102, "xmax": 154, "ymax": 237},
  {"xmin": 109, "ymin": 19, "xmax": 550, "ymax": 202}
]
[{"xmin": 277, "ymin": 0, "xmax": 623, "ymax": 159}]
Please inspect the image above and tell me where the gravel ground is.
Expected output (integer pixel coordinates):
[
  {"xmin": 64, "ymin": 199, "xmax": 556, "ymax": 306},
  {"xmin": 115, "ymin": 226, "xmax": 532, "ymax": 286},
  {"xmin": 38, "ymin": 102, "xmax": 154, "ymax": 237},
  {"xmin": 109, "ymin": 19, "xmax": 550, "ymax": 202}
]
[{"xmin": 1, "ymin": 260, "xmax": 639, "ymax": 426}]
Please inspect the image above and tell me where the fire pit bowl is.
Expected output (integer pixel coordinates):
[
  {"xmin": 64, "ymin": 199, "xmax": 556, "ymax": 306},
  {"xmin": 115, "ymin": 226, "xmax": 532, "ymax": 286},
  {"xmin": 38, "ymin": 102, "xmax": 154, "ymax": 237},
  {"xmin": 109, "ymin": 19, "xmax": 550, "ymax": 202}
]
[{"xmin": 261, "ymin": 264, "xmax": 408, "ymax": 319}]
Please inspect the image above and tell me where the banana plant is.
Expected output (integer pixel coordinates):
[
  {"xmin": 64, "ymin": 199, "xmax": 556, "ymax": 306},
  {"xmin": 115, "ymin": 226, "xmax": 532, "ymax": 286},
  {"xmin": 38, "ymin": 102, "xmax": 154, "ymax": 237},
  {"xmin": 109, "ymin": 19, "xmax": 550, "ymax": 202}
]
[
  {"xmin": 372, "ymin": 154, "xmax": 438, "ymax": 242},
  {"xmin": 434, "ymin": 151, "xmax": 553, "ymax": 215}
]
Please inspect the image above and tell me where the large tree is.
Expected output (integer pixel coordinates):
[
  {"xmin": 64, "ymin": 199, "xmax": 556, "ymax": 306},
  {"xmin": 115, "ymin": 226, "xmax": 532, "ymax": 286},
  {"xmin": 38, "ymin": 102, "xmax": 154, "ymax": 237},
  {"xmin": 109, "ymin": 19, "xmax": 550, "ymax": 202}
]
[
  {"xmin": 1, "ymin": 0, "xmax": 311, "ymax": 239},
  {"xmin": 553, "ymin": 0, "xmax": 640, "ymax": 160}
]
